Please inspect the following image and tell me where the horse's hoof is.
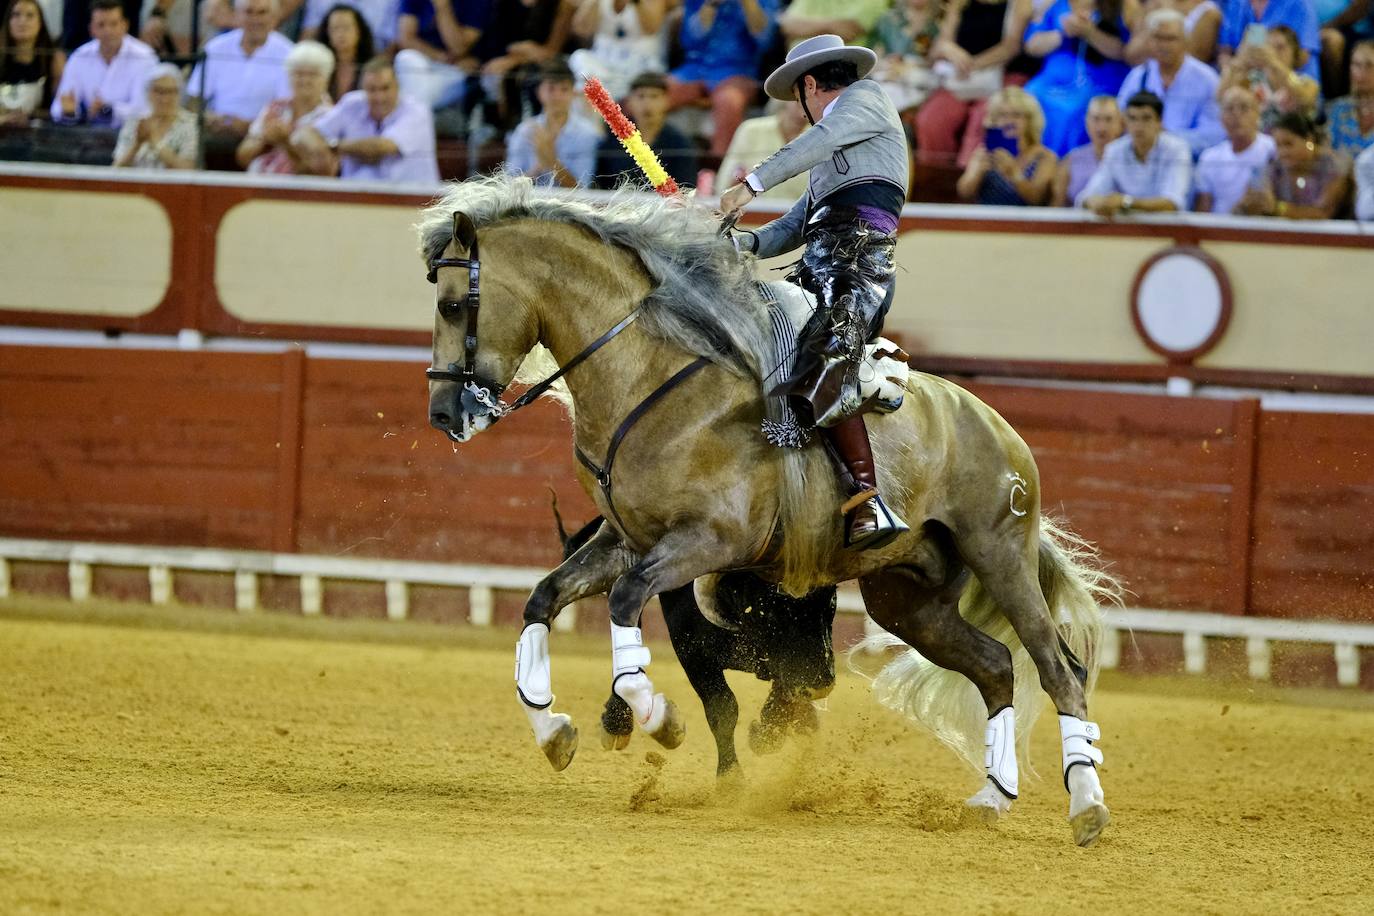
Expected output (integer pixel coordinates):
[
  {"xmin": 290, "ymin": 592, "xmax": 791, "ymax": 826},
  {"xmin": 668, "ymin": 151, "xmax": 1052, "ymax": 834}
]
[
  {"xmin": 540, "ymin": 720, "xmax": 579, "ymax": 771},
  {"xmin": 964, "ymin": 781, "xmax": 1013, "ymax": 823},
  {"xmin": 648, "ymin": 698, "xmax": 685, "ymax": 750},
  {"xmin": 1069, "ymin": 802, "xmax": 1110, "ymax": 847},
  {"xmin": 748, "ymin": 719, "xmax": 784, "ymax": 756},
  {"xmin": 600, "ymin": 724, "xmax": 632, "ymax": 751}
]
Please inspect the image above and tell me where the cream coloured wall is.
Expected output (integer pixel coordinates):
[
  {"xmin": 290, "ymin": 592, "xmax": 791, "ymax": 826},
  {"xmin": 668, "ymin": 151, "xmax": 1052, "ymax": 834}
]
[{"xmin": 0, "ymin": 188, "xmax": 171, "ymax": 317}]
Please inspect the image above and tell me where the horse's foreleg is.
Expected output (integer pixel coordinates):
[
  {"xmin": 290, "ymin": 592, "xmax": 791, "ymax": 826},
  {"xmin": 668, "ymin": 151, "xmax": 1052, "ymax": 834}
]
[
  {"xmin": 518, "ymin": 522, "xmax": 635, "ymax": 771},
  {"xmin": 605, "ymin": 532, "xmax": 731, "ymax": 752}
]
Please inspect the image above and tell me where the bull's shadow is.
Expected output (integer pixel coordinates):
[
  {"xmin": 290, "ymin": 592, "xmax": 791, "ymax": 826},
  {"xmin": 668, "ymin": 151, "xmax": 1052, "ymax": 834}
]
[{"xmin": 557, "ymin": 514, "xmax": 838, "ymax": 777}]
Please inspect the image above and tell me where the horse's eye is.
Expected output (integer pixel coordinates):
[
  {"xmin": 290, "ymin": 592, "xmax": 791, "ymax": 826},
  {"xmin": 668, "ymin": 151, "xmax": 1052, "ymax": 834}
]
[{"xmin": 438, "ymin": 299, "xmax": 463, "ymax": 321}]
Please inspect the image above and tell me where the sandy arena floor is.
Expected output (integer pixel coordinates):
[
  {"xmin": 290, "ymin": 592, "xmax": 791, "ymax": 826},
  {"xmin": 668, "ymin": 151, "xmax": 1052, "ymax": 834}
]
[{"xmin": 1, "ymin": 597, "xmax": 1371, "ymax": 915}]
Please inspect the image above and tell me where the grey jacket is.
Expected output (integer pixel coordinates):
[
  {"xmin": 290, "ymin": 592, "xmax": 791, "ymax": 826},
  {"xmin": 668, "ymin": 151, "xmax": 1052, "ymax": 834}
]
[{"xmin": 745, "ymin": 79, "xmax": 909, "ymax": 259}]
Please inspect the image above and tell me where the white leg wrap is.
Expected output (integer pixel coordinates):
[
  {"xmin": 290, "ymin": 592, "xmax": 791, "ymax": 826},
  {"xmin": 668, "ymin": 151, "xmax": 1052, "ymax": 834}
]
[
  {"xmin": 984, "ymin": 706, "xmax": 1019, "ymax": 799},
  {"xmin": 611, "ymin": 622, "xmax": 651, "ymax": 676},
  {"xmin": 1058, "ymin": 714, "xmax": 1104, "ymax": 788},
  {"xmin": 514, "ymin": 623, "xmax": 553, "ymax": 708},
  {"xmin": 613, "ymin": 671, "xmax": 667, "ymax": 734}
]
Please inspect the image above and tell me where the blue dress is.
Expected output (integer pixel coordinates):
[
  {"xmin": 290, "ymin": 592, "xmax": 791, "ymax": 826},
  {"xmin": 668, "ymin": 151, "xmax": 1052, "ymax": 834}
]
[{"xmin": 1024, "ymin": 0, "xmax": 1131, "ymax": 156}]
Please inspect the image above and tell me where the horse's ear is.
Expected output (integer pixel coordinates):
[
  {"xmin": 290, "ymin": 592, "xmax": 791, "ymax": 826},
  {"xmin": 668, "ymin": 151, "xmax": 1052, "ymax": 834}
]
[{"xmin": 452, "ymin": 211, "xmax": 477, "ymax": 253}]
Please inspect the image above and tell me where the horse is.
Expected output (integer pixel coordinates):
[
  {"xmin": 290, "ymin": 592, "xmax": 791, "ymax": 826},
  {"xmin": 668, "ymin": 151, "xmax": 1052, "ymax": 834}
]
[
  {"xmin": 419, "ymin": 176, "xmax": 1120, "ymax": 846},
  {"xmin": 557, "ymin": 512, "xmax": 838, "ymax": 777}
]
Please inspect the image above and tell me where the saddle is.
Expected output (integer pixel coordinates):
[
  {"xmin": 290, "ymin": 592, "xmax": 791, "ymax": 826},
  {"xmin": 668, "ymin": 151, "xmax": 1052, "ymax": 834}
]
[{"xmin": 758, "ymin": 281, "xmax": 909, "ymax": 448}]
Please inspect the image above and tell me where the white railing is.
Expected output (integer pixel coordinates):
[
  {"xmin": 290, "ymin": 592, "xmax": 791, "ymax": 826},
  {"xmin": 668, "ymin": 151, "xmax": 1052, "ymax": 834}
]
[{"xmin": 2, "ymin": 537, "xmax": 1370, "ymax": 686}]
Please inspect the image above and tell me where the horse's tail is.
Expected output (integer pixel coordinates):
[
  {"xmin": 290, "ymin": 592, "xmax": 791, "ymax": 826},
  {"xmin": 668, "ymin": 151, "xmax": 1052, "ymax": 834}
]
[{"xmin": 851, "ymin": 516, "xmax": 1120, "ymax": 775}]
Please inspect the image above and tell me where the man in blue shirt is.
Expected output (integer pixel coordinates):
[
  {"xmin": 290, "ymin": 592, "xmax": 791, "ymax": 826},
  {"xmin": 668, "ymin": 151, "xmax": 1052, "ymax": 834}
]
[
  {"xmin": 1117, "ymin": 8, "xmax": 1223, "ymax": 155},
  {"xmin": 1078, "ymin": 91, "xmax": 1194, "ymax": 215},
  {"xmin": 1218, "ymin": 0, "xmax": 1321, "ymax": 80},
  {"xmin": 667, "ymin": 0, "xmax": 779, "ymax": 161},
  {"xmin": 504, "ymin": 58, "xmax": 603, "ymax": 187}
]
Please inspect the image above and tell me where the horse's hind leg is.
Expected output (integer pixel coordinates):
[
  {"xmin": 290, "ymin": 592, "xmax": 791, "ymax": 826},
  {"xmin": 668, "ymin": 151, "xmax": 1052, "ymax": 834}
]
[
  {"xmin": 959, "ymin": 528, "xmax": 1109, "ymax": 846},
  {"xmin": 859, "ymin": 563, "xmax": 1019, "ymax": 818},
  {"xmin": 518, "ymin": 522, "xmax": 635, "ymax": 771}
]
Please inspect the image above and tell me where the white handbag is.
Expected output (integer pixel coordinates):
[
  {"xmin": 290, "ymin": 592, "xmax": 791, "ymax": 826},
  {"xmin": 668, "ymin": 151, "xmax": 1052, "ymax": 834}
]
[{"xmin": 932, "ymin": 60, "xmax": 1003, "ymax": 101}]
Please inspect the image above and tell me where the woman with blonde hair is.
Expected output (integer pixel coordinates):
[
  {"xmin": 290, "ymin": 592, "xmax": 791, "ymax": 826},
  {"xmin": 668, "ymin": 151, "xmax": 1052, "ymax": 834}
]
[
  {"xmin": 957, "ymin": 84, "xmax": 1059, "ymax": 204},
  {"xmin": 236, "ymin": 40, "xmax": 336, "ymax": 175}
]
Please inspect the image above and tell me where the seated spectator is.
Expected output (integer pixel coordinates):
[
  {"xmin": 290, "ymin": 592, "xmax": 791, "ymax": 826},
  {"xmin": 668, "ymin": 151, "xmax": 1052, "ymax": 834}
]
[
  {"xmin": 1126, "ymin": 0, "xmax": 1222, "ymax": 65},
  {"xmin": 316, "ymin": 4, "xmax": 376, "ymax": 100},
  {"xmin": 595, "ymin": 70, "xmax": 696, "ymax": 188},
  {"xmin": 1193, "ymin": 85, "xmax": 1275, "ymax": 212},
  {"xmin": 1077, "ymin": 89, "xmax": 1192, "ymax": 213},
  {"xmin": 504, "ymin": 57, "xmax": 601, "ymax": 187},
  {"xmin": 394, "ymin": 0, "xmax": 493, "ymax": 110},
  {"xmin": 1051, "ymin": 94, "xmax": 1124, "ymax": 205},
  {"xmin": 868, "ymin": 0, "xmax": 942, "ymax": 115},
  {"xmin": 568, "ymin": 0, "xmax": 668, "ymax": 102},
  {"xmin": 1236, "ymin": 111, "xmax": 1353, "ymax": 217},
  {"xmin": 956, "ymin": 84, "xmax": 1059, "ymax": 204},
  {"xmin": 916, "ymin": 0, "xmax": 1035, "ymax": 167},
  {"xmin": 1117, "ymin": 7, "xmax": 1222, "ymax": 154},
  {"xmin": 1315, "ymin": 0, "xmax": 1359, "ymax": 93},
  {"xmin": 470, "ymin": 0, "xmax": 575, "ymax": 131},
  {"xmin": 50, "ymin": 0, "xmax": 155, "ymax": 126},
  {"xmin": 1218, "ymin": 24, "xmax": 1320, "ymax": 129},
  {"xmin": 1025, "ymin": 0, "xmax": 1135, "ymax": 156},
  {"xmin": 139, "ymin": 0, "xmax": 193, "ymax": 57},
  {"xmin": 1217, "ymin": 0, "xmax": 1321, "ymax": 81},
  {"xmin": 779, "ymin": 0, "xmax": 892, "ymax": 47},
  {"xmin": 301, "ymin": 0, "xmax": 399, "ymax": 49},
  {"xmin": 298, "ymin": 56, "xmax": 441, "ymax": 181},
  {"xmin": 189, "ymin": 0, "xmax": 294, "ymax": 139},
  {"xmin": 667, "ymin": 0, "xmax": 778, "ymax": 163},
  {"xmin": 112, "ymin": 62, "xmax": 196, "ymax": 167},
  {"xmin": 717, "ymin": 99, "xmax": 809, "ymax": 199},
  {"xmin": 236, "ymin": 39, "xmax": 334, "ymax": 173},
  {"xmin": 1325, "ymin": 39, "xmax": 1374, "ymax": 154},
  {"xmin": 1355, "ymin": 141, "xmax": 1374, "ymax": 219},
  {"xmin": 1, "ymin": 0, "xmax": 66, "ymax": 124}
]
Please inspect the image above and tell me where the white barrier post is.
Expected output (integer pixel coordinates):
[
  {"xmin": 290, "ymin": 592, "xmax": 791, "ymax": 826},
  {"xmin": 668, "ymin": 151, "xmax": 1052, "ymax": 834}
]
[
  {"xmin": 1100, "ymin": 627, "xmax": 1121, "ymax": 670},
  {"xmin": 69, "ymin": 561, "xmax": 92, "ymax": 601},
  {"xmin": 1246, "ymin": 636, "xmax": 1271, "ymax": 681},
  {"xmin": 468, "ymin": 585, "xmax": 494, "ymax": 626},
  {"xmin": 554, "ymin": 601, "xmax": 576, "ymax": 633},
  {"xmin": 385, "ymin": 579, "xmax": 409, "ymax": 621},
  {"xmin": 1183, "ymin": 631, "xmax": 1206, "ymax": 674},
  {"xmin": 0, "ymin": 556, "xmax": 10, "ymax": 598},
  {"xmin": 1335, "ymin": 643, "xmax": 1360, "ymax": 687},
  {"xmin": 148, "ymin": 565, "xmax": 173, "ymax": 605},
  {"xmin": 234, "ymin": 571, "xmax": 258, "ymax": 613},
  {"xmin": 300, "ymin": 574, "xmax": 323, "ymax": 616}
]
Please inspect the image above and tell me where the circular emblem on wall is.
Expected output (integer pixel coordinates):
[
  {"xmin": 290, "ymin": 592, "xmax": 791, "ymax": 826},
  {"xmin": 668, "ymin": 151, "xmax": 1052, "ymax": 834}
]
[{"xmin": 1130, "ymin": 245, "xmax": 1233, "ymax": 364}]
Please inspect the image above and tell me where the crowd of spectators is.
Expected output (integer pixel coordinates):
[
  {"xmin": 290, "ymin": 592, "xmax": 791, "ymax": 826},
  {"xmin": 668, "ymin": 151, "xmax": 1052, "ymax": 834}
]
[{"xmin": 0, "ymin": 0, "xmax": 1372, "ymax": 219}]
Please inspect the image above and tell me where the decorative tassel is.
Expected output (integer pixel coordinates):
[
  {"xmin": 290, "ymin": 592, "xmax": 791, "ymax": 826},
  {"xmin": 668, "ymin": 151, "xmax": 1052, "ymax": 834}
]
[{"xmin": 583, "ymin": 76, "xmax": 680, "ymax": 197}]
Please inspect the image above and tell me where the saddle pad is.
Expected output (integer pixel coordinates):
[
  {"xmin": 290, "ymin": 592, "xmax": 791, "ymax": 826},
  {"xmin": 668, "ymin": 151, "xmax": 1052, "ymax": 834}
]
[{"xmin": 758, "ymin": 281, "xmax": 910, "ymax": 424}]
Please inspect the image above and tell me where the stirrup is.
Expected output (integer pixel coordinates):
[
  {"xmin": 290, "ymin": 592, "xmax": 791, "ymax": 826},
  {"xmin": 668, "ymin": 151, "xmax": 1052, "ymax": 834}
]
[{"xmin": 843, "ymin": 493, "xmax": 909, "ymax": 551}]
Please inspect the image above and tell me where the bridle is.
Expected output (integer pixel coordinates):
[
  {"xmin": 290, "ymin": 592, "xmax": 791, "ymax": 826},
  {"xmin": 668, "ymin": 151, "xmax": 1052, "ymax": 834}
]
[{"xmin": 423, "ymin": 228, "xmax": 643, "ymax": 430}]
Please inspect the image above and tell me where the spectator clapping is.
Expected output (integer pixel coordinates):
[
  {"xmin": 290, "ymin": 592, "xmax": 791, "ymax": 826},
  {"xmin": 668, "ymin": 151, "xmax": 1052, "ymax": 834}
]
[
  {"xmin": 50, "ymin": 0, "xmax": 156, "ymax": 127},
  {"xmin": 112, "ymin": 62, "xmax": 197, "ymax": 167},
  {"xmin": 504, "ymin": 56, "xmax": 600, "ymax": 187},
  {"xmin": 236, "ymin": 39, "xmax": 335, "ymax": 174}
]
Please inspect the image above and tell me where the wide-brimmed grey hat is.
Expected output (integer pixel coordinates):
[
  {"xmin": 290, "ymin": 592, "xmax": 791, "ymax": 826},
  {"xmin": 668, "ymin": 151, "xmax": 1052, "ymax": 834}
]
[{"xmin": 763, "ymin": 34, "xmax": 877, "ymax": 101}]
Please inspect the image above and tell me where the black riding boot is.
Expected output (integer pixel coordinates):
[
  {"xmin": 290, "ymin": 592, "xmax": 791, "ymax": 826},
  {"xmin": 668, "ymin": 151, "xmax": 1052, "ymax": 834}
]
[{"xmin": 823, "ymin": 414, "xmax": 910, "ymax": 550}]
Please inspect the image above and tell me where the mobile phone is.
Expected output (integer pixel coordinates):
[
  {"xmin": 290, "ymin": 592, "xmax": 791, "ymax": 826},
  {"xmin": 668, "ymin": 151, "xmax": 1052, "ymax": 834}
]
[
  {"xmin": 1243, "ymin": 23, "xmax": 1267, "ymax": 47},
  {"xmin": 985, "ymin": 126, "xmax": 1020, "ymax": 158}
]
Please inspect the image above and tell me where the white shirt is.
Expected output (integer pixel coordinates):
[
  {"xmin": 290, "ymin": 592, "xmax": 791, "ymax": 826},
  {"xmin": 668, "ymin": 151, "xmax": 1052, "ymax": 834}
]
[
  {"xmin": 188, "ymin": 30, "xmax": 294, "ymax": 122},
  {"xmin": 1356, "ymin": 145, "xmax": 1374, "ymax": 223},
  {"xmin": 49, "ymin": 35, "xmax": 158, "ymax": 127},
  {"xmin": 311, "ymin": 90, "xmax": 440, "ymax": 184},
  {"xmin": 1194, "ymin": 133, "xmax": 1276, "ymax": 215},
  {"xmin": 1076, "ymin": 132, "xmax": 1194, "ymax": 210}
]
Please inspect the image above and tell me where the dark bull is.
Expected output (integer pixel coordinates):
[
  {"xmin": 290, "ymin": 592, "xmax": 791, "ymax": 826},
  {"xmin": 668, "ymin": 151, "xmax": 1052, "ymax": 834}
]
[{"xmin": 557, "ymin": 511, "xmax": 838, "ymax": 777}]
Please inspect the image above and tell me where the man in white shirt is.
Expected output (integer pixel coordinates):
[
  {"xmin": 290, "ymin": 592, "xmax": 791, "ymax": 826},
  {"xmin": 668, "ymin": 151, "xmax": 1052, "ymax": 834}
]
[
  {"xmin": 188, "ymin": 0, "xmax": 293, "ymax": 138},
  {"xmin": 50, "ymin": 0, "xmax": 157, "ymax": 127},
  {"xmin": 298, "ymin": 58, "xmax": 440, "ymax": 184},
  {"xmin": 1116, "ymin": 8, "xmax": 1223, "ymax": 156},
  {"xmin": 1078, "ymin": 91, "xmax": 1193, "ymax": 217},
  {"xmin": 1193, "ymin": 86, "xmax": 1276, "ymax": 215}
]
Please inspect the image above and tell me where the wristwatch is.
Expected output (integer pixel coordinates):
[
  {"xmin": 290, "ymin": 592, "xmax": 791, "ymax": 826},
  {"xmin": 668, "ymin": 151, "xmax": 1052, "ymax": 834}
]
[{"xmin": 1120, "ymin": 195, "xmax": 1134, "ymax": 212}]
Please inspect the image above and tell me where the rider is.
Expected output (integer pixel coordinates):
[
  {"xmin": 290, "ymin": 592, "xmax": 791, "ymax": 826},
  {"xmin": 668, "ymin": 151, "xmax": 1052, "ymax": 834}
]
[{"xmin": 719, "ymin": 34, "xmax": 911, "ymax": 551}]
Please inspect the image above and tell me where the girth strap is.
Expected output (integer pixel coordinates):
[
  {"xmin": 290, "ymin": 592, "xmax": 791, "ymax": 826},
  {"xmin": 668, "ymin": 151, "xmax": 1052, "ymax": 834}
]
[{"xmin": 576, "ymin": 356, "xmax": 711, "ymax": 538}]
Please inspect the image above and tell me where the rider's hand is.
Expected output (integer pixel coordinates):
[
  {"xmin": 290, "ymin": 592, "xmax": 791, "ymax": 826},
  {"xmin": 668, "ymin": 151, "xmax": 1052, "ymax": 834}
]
[{"xmin": 718, "ymin": 181, "xmax": 755, "ymax": 218}]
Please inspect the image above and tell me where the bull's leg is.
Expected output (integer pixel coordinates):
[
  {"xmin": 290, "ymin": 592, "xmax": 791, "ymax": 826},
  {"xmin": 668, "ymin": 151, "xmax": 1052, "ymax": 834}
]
[
  {"xmin": 661, "ymin": 587, "xmax": 742, "ymax": 777},
  {"xmin": 518, "ymin": 523, "xmax": 635, "ymax": 771},
  {"xmin": 859, "ymin": 564, "xmax": 1018, "ymax": 820},
  {"xmin": 606, "ymin": 531, "xmax": 734, "ymax": 752}
]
